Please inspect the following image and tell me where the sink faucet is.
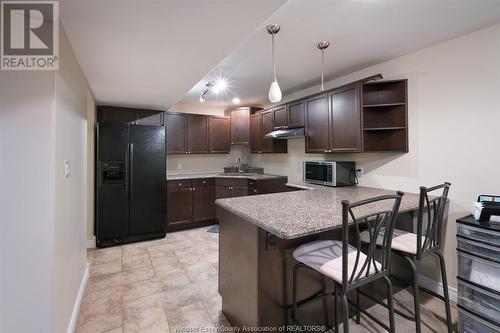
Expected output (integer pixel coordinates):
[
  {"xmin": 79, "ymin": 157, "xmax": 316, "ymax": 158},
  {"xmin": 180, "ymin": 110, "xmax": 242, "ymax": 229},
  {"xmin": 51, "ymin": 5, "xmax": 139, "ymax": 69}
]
[{"xmin": 235, "ymin": 157, "xmax": 243, "ymax": 173}]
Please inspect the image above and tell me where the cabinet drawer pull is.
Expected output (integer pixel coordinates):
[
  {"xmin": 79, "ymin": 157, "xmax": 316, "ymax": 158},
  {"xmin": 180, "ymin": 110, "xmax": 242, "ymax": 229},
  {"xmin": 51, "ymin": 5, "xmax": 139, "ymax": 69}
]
[{"xmin": 178, "ymin": 182, "xmax": 182, "ymax": 186}]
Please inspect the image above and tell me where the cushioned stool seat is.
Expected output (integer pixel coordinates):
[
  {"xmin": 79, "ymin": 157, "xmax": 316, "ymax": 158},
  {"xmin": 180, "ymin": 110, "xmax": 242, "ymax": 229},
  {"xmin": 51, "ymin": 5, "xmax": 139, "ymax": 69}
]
[
  {"xmin": 293, "ymin": 240, "xmax": 382, "ymax": 284},
  {"xmin": 359, "ymin": 228, "xmax": 427, "ymax": 255}
]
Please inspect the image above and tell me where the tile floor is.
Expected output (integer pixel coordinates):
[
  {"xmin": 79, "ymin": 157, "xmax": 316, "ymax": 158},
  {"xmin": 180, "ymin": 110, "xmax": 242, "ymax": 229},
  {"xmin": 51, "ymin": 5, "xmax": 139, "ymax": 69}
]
[{"xmin": 76, "ymin": 226, "xmax": 456, "ymax": 333}]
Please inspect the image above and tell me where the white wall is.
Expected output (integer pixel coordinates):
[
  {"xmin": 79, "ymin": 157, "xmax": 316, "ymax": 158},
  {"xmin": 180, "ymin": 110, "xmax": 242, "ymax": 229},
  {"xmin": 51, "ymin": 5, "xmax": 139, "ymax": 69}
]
[
  {"xmin": 0, "ymin": 25, "xmax": 92, "ymax": 333},
  {"xmin": 86, "ymin": 92, "xmax": 96, "ymax": 243},
  {"xmin": 0, "ymin": 71, "xmax": 56, "ymax": 333},
  {"xmin": 252, "ymin": 22, "xmax": 500, "ymax": 287},
  {"xmin": 53, "ymin": 27, "xmax": 91, "ymax": 333}
]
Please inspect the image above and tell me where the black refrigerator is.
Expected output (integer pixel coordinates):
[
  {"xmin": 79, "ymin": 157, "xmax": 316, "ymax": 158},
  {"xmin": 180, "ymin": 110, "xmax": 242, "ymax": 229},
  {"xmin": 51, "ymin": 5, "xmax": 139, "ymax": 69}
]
[{"xmin": 96, "ymin": 123, "xmax": 166, "ymax": 247}]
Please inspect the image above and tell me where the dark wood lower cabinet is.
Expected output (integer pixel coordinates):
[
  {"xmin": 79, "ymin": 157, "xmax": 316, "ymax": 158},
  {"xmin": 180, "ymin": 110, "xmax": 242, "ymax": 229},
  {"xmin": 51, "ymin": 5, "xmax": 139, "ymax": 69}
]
[
  {"xmin": 166, "ymin": 185, "xmax": 193, "ymax": 229},
  {"xmin": 168, "ymin": 176, "xmax": 288, "ymax": 231},
  {"xmin": 167, "ymin": 179, "xmax": 215, "ymax": 231},
  {"xmin": 193, "ymin": 184, "xmax": 215, "ymax": 222},
  {"xmin": 215, "ymin": 178, "xmax": 252, "ymax": 199}
]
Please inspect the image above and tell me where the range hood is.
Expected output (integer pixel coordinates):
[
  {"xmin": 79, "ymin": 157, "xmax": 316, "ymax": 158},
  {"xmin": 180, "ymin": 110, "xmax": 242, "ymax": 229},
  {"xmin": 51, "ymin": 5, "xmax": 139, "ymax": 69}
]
[{"xmin": 264, "ymin": 125, "xmax": 305, "ymax": 139}]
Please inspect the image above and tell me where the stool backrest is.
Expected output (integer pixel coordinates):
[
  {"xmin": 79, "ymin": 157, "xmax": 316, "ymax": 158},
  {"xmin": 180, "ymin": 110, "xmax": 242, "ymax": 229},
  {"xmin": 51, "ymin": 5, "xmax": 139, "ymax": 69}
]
[
  {"xmin": 341, "ymin": 191, "xmax": 404, "ymax": 288},
  {"xmin": 416, "ymin": 182, "xmax": 451, "ymax": 259}
]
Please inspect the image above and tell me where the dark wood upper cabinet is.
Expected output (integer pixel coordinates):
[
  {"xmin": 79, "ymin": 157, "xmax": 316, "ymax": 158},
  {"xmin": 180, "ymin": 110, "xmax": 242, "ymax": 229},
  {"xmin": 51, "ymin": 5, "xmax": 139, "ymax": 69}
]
[
  {"xmin": 250, "ymin": 111, "xmax": 286, "ymax": 154},
  {"xmin": 134, "ymin": 110, "xmax": 164, "ymax": 126},
  {"xmin": 305, "ymin": 94, "xmax": 330, "ymax": 153},
  {"xmin": 167, "ymin": 112, "xmax": 232, "ymax": 154},
  {"xmin": 166, "ymin": 112, "xmax": 187, "ymax": 154},
  {"xmin": 209, "ymin": 116, "xmax": 230, "ymax": 153},
  {"xmin": 250, "ymin": 113, "xmax": 262, "ymax": 153},
  {"xmin": 187, "ymin": 114, "xmax": 209, "ymax": 153},
  {"xmin": 272, "ymin": 106, "xmax": 287, "ymax": 129},
  {"xmin": 329, "ymin": 83, "xmax": 361, "ymax": 152},
  {"xmin": 261, "ymin": 110, "xmax": 274, "ymax": 152},
  {"xmin": 230, "ymin": 108, "xmax": 250, "ymax": 145},
  {"xmin": 287, "ymin": 100, "xmax": 305, "ymax": 127},
  {"xmin": 305, "ymin": 84, "xmax": 362, "ymax": 153},
  {"xmin": 98, "ymin": 106, "xmax": 135, "ymax": 123},
  {"xmin": 98, "ymin": 106, "xmax": 164, "ymax": 125}
]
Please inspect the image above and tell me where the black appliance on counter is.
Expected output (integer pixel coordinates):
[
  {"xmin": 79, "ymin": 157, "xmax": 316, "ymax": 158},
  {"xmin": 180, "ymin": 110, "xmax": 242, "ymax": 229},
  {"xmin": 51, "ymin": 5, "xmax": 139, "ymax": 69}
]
[{"xmin": 96, "ymin": 122, "xmax": 166, "ymax": 247}]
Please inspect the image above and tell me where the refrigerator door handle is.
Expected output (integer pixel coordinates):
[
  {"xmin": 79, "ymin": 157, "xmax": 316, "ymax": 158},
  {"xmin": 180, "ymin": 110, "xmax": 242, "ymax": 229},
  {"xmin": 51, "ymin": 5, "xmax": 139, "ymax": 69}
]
[
  {"xmin": 125, "ymin": 144, "xmax": 130, "ymax": 194},
  {"xmin": 129, "ymin": 142, "xmax": 134, "ymax": 200}
]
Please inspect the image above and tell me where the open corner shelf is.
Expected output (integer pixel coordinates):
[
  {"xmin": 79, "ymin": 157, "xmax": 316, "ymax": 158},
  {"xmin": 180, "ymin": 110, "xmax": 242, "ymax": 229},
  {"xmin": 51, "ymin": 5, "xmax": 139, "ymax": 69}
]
[{"xmin": 362, "ymin": 79, "xmax": 408, "ymax": 152}]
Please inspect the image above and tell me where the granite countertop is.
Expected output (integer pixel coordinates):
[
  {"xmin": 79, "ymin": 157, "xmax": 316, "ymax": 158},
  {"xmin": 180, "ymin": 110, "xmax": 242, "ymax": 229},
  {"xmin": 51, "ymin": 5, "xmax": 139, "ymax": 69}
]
[
  {"xmin": 166, "ymin": 172, "xmax": 287, "ymax": 181},
  {"xmin": 215, "ymin": 184, "xmax": 422, "ymax": 240}
]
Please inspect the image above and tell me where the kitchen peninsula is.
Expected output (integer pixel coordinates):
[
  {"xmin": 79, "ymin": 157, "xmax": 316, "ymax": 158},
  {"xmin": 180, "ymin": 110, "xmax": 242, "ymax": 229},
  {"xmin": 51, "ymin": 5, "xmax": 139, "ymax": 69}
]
[{"xmin": 215, "ymin": 184, "xmax": 423, "ymax": 328}]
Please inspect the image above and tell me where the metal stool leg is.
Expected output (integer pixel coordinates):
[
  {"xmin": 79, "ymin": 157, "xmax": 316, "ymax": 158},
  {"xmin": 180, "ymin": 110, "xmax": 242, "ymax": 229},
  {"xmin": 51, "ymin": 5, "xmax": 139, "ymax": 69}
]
[
  {"xmin": 435, "ymin": 251, "xmax": 453, "ymax": 333},
  {"xmin": 384, "ymin": 276, "xmax": 396, "ymax": 333},
  {"xmin": 341, "ymin": 293, "xmax": 349, "ymax": 333},
  {"xmin": 404, "ymin": 256, "xmax": 421, "ymax": 333},
  {"xmin": 355, "ymin": 288, "xmax": 360, "ymax": 324}
]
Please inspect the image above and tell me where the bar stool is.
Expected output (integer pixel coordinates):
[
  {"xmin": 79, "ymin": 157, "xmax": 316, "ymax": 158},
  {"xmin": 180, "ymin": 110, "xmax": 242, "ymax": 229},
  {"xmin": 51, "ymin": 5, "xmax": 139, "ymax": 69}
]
[
  {"xmin": 359, "ymin": 182, "xmax": 452, "ymax": 333},
  {"xmin": 291, "ymin": 191, "xmax": 404, "ymax": 333}
]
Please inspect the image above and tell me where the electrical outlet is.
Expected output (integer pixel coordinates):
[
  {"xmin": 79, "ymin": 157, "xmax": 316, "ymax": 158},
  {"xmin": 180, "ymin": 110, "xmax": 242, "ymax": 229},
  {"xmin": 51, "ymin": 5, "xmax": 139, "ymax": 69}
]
[
  {"xmin": 356, "ymin": 167, "xmax": 364, "ymax": 177},
  {"xmin": 177, "ymin": 162, "xmax": 182, "ymax": 170}
]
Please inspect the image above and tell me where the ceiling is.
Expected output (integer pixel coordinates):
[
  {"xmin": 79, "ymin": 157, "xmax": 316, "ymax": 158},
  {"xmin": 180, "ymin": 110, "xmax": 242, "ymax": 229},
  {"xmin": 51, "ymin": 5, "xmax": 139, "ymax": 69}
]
[
  {"xmin": 60, "ymin": 0, "xmax": 287, "ymax": 109},
  {"xmin": 176, "ymin": 0, "xmax": 500, "ymax": 109}
]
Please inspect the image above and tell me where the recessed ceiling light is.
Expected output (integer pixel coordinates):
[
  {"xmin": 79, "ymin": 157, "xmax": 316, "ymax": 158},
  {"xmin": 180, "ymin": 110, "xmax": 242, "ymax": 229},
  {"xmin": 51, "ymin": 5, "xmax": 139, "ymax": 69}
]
[
  {"xmin": 212, "ymin": 79, "xmax": 227, "ymax": 94},
  {"xmin": 232, "ymin": 97, "xmax": 240, "ymax": 104}
]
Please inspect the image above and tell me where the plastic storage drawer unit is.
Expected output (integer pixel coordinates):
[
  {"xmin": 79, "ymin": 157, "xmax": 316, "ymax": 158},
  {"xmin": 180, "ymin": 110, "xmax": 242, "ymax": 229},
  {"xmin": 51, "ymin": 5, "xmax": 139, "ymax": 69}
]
[
  {"xmin": 458, "ymin": 278, "xmax": 500, "ymax": 326},
  {"xmin": 457, "ymin": 223, "xmax": 500, "ymax": 247},
  {"xmin": 457, "ymin": 251, "xmax": 500, "ymax": 294},
  {"xmin": 458, "ymin": 307, "xmax": 500, "ymax": 333},
  {"xmin": 457, "ymin": 237, "xmax": 500, "ymax": 262}
]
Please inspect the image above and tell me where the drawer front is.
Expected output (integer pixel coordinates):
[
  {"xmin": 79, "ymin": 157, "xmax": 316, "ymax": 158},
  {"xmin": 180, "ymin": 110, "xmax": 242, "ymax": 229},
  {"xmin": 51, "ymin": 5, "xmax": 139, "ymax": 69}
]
[
  {"xmin": 458, "ymin": 223, "xmax": 500, "ymax": 247},
  {"xmin": 458, "ymin": 251, "xmax": 500, "ymax": 293},
  {"xmin": 193, "ymin": 178, "xmax": 214, "ymax": 188},
  {"xmin": 457, "ymin": 237, "xmax": 500, "ymax": 263},
  {"xmin": 458, "ymin": 279, "xmax": 500, "ymax": 325},
  {"xmin": 167, "ymin": 179, "xmax": 193, "ymax": 189},
  {"xmin": 215, "ymin": 177, "xmax": 248, "ymax": 187},
  {"xmin": 458, "ymin": 307, "xmax": 500, "ymax": 333}
]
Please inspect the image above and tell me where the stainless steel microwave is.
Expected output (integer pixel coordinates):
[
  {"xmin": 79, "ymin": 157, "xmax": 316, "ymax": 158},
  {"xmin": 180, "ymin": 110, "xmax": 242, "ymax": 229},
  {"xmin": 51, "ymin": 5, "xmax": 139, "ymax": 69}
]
[{"xmin": 303, "ymin": 161, "xmax": 356, "ymax": 187}]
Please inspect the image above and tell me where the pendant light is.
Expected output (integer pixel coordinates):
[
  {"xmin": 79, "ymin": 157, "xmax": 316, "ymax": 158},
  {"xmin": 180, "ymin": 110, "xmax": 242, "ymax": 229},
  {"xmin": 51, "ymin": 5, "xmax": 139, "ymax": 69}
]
[
  {"xmin": 266, "ymin": 24, "xmax": 282, "ymax": 103},
  {"xmin": 316, "ymin": 40, "xmax": 330, "ymax": 92}
]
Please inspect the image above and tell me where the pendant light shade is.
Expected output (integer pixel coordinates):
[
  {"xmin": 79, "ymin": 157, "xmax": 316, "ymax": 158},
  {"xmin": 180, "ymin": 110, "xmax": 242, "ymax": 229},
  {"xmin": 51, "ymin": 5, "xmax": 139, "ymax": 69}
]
[
  {"xmin": 268, "ymin": 80, "xmax": 282, "ymax": 103},
  {"xmin": 267, "ymin": 24, "xmax": 282, "ymax": 103}
]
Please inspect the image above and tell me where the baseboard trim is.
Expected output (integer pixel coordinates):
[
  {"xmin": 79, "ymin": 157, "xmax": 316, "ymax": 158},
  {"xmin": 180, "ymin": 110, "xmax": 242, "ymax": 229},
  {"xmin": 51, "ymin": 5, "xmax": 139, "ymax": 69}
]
[
  {"xmin": 87, "ymin": 236, "xmax": 96, "ymax": 249},
  {"xmin": 418, "ymin": 274, "xmax": 457, "ymax": 303},
  {"xmin": 67, "ymin": 262, "xmax": 89, "ymax": 333}
]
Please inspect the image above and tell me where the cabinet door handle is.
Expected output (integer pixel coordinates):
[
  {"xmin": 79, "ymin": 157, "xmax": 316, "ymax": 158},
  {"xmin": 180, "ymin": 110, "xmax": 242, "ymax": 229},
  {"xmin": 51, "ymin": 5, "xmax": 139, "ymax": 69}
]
[
  {"xmin": 203, "ymin": 181, "xmax": 206, "ymax": 184},
  {"xmin": 178, "ymin": 182, "xmax": 182, "ymax": 186}
]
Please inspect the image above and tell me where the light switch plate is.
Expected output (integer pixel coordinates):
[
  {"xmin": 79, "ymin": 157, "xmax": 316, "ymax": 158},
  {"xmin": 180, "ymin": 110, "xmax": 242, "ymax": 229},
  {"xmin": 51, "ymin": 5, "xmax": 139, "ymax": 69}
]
[
  {"xmin": 177, "ymin": 162, "xmax": 182, "ymax": 170},
  {"xmin": 63, "ymin": 160, "xmax": 71, "ymax": 178}
]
